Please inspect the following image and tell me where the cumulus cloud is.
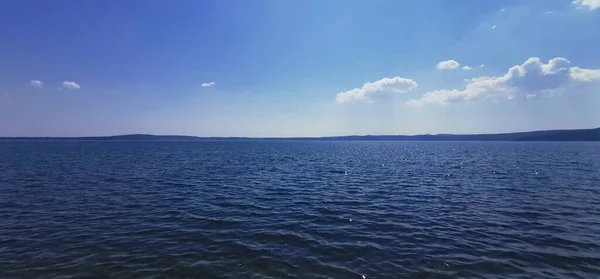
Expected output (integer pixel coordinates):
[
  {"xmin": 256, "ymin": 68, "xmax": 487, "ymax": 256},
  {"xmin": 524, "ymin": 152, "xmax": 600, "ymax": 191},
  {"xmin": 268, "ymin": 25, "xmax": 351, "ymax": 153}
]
[
  {"xmin": 407, "ymin": 57, "xmax": 600, "ymax": 106},
  {"xmin": 336, "ymin": 76, "xmax": 417, "ymax": 103},
  {"xmin": 62, "ymin": 81, "xmax": 81, "ymax": 89},
  {"xmin": 573, "ymin": 0, "xmax": 600, "ymax": 10},
  {"xmin": 201, "ymin": 82, "xmax": 215, "ymax": 87},
  {"xmin": 462, "ymin": 66, "xmax": 473, "ymax": 71},
  {"xmin": 30, "ymin": 80, "xmax": 43, "ymax": 88},
  {"xmin": 436, "ymin": 60, "xmax": 460, "ymax": 70}
]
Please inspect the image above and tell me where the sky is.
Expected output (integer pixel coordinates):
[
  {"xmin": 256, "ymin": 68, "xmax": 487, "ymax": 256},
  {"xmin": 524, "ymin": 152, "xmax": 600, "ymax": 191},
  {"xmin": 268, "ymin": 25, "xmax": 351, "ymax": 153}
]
[{"xmin": 1, "ymin": 0, "xmax": 600, "ymax": 137}]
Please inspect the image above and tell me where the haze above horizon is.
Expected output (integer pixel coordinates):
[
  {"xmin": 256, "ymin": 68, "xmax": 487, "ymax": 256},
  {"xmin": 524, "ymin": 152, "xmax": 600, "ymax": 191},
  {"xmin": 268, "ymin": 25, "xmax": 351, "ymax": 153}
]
[{"xmin": 1, "ymin": 0, "xmax": 600, "ymax": 137}]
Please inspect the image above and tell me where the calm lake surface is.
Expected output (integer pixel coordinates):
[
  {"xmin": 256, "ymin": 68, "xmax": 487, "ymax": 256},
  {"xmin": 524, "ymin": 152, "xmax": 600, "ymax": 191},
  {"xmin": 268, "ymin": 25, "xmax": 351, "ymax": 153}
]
[{"xmin": 1, "ymin": 141, "xmax": 600, "ymax": 278}]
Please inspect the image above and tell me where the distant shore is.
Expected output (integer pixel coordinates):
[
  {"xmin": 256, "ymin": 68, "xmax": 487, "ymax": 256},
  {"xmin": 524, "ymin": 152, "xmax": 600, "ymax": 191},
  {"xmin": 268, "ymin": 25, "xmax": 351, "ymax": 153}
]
[{"xmin": 2, "ymin": 127, "xmax": 599, "ymax": 141}]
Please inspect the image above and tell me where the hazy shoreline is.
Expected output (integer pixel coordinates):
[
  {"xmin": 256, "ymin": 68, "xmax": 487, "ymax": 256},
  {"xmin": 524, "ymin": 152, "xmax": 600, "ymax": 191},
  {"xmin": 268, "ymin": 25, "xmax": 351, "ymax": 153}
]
[{"xmin": 2, "ymin": 127, "xmax": 599, "ymax": 141}]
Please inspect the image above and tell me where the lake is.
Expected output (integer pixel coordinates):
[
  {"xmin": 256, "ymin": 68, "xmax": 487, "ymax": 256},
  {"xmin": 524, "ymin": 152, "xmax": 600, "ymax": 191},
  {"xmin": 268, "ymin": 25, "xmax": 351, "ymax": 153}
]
[{"xmin": 1, "ymin": 141, "xmax": 600, "ymax": 278}]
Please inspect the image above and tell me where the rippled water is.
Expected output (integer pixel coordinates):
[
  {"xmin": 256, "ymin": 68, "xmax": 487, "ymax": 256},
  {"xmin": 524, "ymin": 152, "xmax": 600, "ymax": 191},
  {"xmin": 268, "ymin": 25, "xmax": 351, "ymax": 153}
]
[{"xmin": 1, "ymin": 141, "xmax": 600, "ymax": 278}]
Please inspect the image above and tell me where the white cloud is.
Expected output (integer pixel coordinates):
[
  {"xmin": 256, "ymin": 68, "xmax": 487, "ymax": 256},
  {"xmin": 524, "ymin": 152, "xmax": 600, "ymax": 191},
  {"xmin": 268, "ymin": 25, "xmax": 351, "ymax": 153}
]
[
  {"xmin": 201, "ymin": 82, "xmax": 215, "ymax": 87},
  {"xmin": 479, "ymin": 64, "xmax": 485, "ymax": 68},
  {"xmin": 573, "ymin": 0, "xmax": 600, "ymax": 10},
  {"xmin": 570, "ymin": 67, "xmax": 600, "ymax": 81},
  {"xmin": 407, "ymin": 57, "xmax": 600, "ymax": 106},
  {"xmin": 61, "ymin": 81, "xmax": 81, "ymax": 89},
  {"xmin": 336, "ymin": 76, "xmax": 417, "ymax": 103},
  {"xmin": 500, "ymin": 8, "xmax": 506, "ymax": 12},
  {"xmin": 492, "ymin": 25, "xmax": 497, "ymax": 29},
  {"xmin": 462, "ymin": 66, "xmax": 473, "ymax": 71},
  {"xmin": 436, "ymin": 60, "xmax": 460, "ymax": 70},
  {"xmin": 30, "ymin": 80, "xmax": 43, "ymax": 88}
]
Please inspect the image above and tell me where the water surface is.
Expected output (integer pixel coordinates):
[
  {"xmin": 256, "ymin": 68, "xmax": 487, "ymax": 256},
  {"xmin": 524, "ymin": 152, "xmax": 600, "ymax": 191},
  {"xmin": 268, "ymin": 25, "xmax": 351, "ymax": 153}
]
[{"xmin": 1, "ymin": 141, "xmax": 600, "ymax": 278}]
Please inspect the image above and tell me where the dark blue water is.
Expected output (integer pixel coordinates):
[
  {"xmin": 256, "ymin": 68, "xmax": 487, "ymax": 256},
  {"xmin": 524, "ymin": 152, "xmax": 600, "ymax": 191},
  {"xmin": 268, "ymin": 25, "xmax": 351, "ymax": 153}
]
[{"xmin": 1, "ymin": 141, "xmax": 600, "ymax": 278}]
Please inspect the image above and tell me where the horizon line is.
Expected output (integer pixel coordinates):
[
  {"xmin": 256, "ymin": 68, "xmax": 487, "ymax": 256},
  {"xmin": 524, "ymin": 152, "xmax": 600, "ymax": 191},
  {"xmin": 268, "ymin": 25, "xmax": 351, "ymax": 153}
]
[{"xmin": 1, "ymin": 126, "xmax": 599, "ymax": 139}]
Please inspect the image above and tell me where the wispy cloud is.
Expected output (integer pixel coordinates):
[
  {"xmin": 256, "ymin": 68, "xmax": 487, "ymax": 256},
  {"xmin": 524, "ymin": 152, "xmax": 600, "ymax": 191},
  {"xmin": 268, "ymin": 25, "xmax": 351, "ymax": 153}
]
[
  {"xmin": 201, "ymin": 82, "xmax": 215, "ymax": 87},
  {"xmin": 407, "ymin": 57, "xmax": 600, "ymax": 106},
  {"xmin": 492, "ymin": 25, "xmax": 497, "ymax": 30},
  {"xmin": 61, "ymin": 81, "xmax": 81, "ymax": 89},
  {"xmin": 479, "ymin": 64, "xmax": 485, "ymax": 68},
  {"xmin": 573, "ymin": 0, "xmax": 600, "ymax": 10},
  {"xmin": 336, "ymin": 76, "xmax": 417, "ymax": 103},
  {"xmin": 570, "ymin": 67, "xmax": 600, "ymax": 81},
  {"xmin": 436, "ymin": 60, "xmax": 460, "ymax": 70},
  {"xmin": 462, "ymin": 66, "xmax": 473, "ymax": 71},
  {"xmin": 30, "ymin": 80, "xmax": 43, "ymax": 88}
]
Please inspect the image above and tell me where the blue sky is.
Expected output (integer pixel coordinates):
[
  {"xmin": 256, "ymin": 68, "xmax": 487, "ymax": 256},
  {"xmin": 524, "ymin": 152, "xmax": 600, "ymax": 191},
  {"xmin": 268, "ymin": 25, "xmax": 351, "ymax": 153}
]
[{"xmin": 1, "ymin": 0, "xmax": 600, "ymax": 137}]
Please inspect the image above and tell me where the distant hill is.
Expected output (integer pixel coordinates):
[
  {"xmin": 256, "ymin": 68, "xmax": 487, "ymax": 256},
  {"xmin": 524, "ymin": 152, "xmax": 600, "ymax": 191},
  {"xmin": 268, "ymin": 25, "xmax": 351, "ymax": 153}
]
[
  {"xmin": 320, "ymin": 127, "xmax": 600, "ymax": 141},
  {"xmin": 1, "ymin": 128, "xmax": 600, "ymax": 141}
]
